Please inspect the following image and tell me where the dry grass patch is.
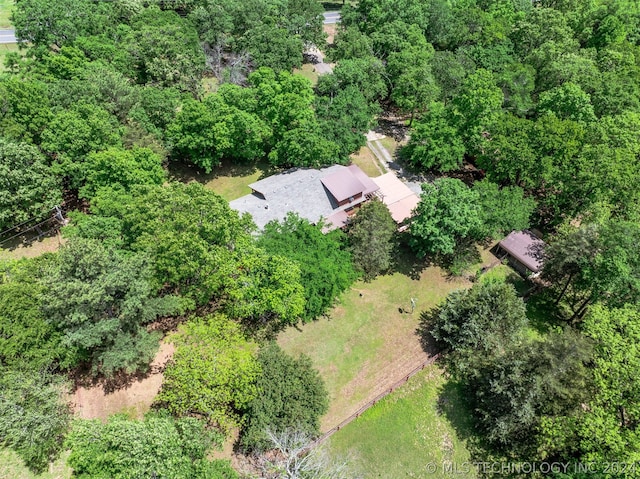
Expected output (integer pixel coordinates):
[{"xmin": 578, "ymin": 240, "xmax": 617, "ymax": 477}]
[
  {"xmin": 350, "ymin": 145, "xmax": 384, "ymax": 177},
  {"xmin": 0, "ymin": 43, "xmax": 19, "ymax": 73},
  {"xmin": 0, "ymin": 234, "xmax": 63, "ymax": 260}
]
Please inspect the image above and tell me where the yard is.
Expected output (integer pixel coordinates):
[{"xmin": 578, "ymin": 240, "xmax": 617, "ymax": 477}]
[
  {"xmin": 329, "ymin": 365, "xmax": 477, "ymax": 479},
  {"xmin": 350, "ymin": 145, "xmax": 385, "ymax": 177},
  {"xmin": 0, "ymin": 450, "xmax": 71, "ymax": 479},
  {"xmin": 168, "ymin": 160, "xmax": 272, "ymax": 202},
  {"xmin": 278, "ymin": 250, "xmax": 476, "ymax": 431},
  {"xmin": 0, "ymin": 0, "xmax": 14, "ymax": 28},
  {"xmin": 0, "ymin": 43, "xmax": 18, "ymax": 73}
]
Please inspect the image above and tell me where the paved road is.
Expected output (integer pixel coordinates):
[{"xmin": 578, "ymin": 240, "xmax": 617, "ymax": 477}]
[
  {"xmin": 0, "ymin": 29, "xmax": 16, "ymax": 44},
  {"xmin": 323, "ymin": 11, "xmax": 341, "ymax": 24}
]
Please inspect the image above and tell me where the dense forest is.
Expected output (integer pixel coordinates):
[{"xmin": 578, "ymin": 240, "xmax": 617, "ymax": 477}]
[{"xmin": 1, "ymin": 0, "xmax": 639, "ymax": 477}]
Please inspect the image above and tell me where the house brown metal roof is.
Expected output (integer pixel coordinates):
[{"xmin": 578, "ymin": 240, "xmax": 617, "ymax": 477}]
[
  {"xmin": 499, "ymin": 230, "xmax": 546, "ymax": 273},
  {"xmin": 321, "ymin": 167, "xmax": 368, "ymax": 203}
]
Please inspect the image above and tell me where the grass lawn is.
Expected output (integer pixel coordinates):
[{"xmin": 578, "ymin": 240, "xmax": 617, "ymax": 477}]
[
  {"xmin": 379, "ymin": 136, "xmax": 399, "ymax": 158},
  {"xmin": 350, "ymin": 145, "xmax": 385, "ymax": 177},
  {"xmin": 0, "ymin": 43, "xmax": 19, "ymax": 73},
  {"xmin": 278, "ymin": 250, "xmax": 472, "ymax": 431},
  {"xmin": 0, "ymin": 449, "xmax": 72, "ymax": 479},
  {"xmin": 168, "ymin": 160, "xmax": 273, "ymax": 202},
  {"xmin": 329, "ymin": 365, "xmax": 477, "ymax": 479},
  {"xmin": 293, "ymin": 63, "xmax": 319, "ymax": 86},
  {"xmin": 0, "ymin": 0, "xmax": 14, "ymax": 28}
]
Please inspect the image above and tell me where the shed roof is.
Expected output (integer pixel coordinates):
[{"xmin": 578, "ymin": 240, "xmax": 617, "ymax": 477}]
[{"xmin": 499, "ymin": 230, "xmax": 546, "ymax": 273}]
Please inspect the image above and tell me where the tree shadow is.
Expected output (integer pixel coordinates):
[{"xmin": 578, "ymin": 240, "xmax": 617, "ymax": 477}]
[
  {"xmin": 69, "ymin": 362, "xmax": 160, "ymax": 395},
  {"xmin": 389, "ymin": 240, "xmax": 432, "ymax": 280},
  {"xmin": 167, "ymin": 159, "xmax": 277, "ymax": 186}
]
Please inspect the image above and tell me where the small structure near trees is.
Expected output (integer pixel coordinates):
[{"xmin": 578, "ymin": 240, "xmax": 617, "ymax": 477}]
[{"xmin": 496, "ymin": 230, "xmax": 546, "ymax": 276}]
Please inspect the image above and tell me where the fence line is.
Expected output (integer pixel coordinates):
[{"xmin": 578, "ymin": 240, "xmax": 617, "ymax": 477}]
[{"xmin": 312, "ymin": 353, "xmax": 441, "ymax": 447}]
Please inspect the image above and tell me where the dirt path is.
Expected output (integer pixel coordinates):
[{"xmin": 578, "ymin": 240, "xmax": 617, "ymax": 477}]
[{"xmin": 72, "ymin": 341, "xmax": 175, "ymax": 420}]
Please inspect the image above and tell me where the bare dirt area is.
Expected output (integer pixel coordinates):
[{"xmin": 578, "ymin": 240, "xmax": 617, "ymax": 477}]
[
  {"xmin": 324, "ymin": 24, "xmax": 337, "ymax": 44},
  {"xmin": 72, "ymin": 341, "xmax": 175, "ymax": 420}
]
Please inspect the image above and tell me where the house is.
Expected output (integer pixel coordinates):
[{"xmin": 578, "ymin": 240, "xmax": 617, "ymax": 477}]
[
  {"xmin": 229, "ymin": 164, "xmax": 423, "ymax": 232},
  {"xmin": 496, "ymin": 230, "xmax": 546, "ymax": 276},
  {"xmin": 230, "ymin": 165, "xmax": 381, "ymax": 231}
]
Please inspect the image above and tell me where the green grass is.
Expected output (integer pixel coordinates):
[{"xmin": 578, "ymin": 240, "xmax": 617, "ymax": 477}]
[
  {"xmin": 0, "ymin": 0, "xmax": 14, "ymax": 28},
  {"xmin": 168, "ymin": 160, "xmax": 273, "ymax": 202},
  {"xmin": 329, "ymin": 365, "xmax": 477, "ymax": 479},
  {"xmin": 293, "ymin": 63, "xmax": 319, "ymax": 87},
  {"xmin": 379, "ymin": 136, "xmax": 399, "ymax": 158},
  {"xmin": 278, "ymin": 249, "xmax": 473, "ymax": 430},
  {"xmin": 0, "ymin": 43, "xmax": 19, "ymax": 73},
  {"xmin": 0, "ymin": 449, "xmax": 72, "ymax": 479}
]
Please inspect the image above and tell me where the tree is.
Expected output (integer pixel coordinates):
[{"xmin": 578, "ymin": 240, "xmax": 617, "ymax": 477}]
[
  {"xmin": 542, "ymin": 221, "xmax": 640, "ymax": 321},
  {"xmin": 452, "ymin": 68, "xmax": 503, "ymax": 152},
  {"xmin": 79, "ymin": 147, "xmax": 166, "ymax": 199},
  {"xmin": 0, "ymin": 140, "xmax": 62, "ymax": 231},
  {"xmin": 65, "ymin": 413, "xmax": 238, "ymax": 479},
  {"xmin": 254, "ymin": 429, "xmax": 355, "ymax": 479},
  {"xmin": 401, "ymin": 102, "xmax": 465, "ymax": 173},
  {"xmin": 467, "ymin": 330, "xmax": 593, "ymax": 451},
  {"xmin": 472, "ymin": 179, "xmax": 536, "ymax": 240},
  {"xmin": 537, "ymin": 82, "xmax": 596, "ymax": 123},
  {"xmin": 127, "ymin": 7, "xmax": 205, "ymax": 92},
  {"xmin": 241, "ymin": 24, "xmax": 304, "ymax": 72},
  {"xmin": 240, "ymin": 343, "xmax": 328, "ymax": 452},
  {"xmin": 0, "ymin": 368, "xmax": 72, "ymax": 473},
  {"xmin": 267, "ymin": 119, "xmax": 339, "ymax": 168},
  {"xmin": 346, "ymin": 200, "xmax": 396, "ymax": 280},
  {"xmin": 0, "ymin": 258, "xmax": 71, "ymax": 370},
  {"xmin": 409, "ymin": 179, "xmax": 481, "ymax": 258},
  {"xmin": 575, "ymin": 304, "xmax": 640, "ymax": 462},
  {"xmin": 315, "ymin": 85, "xmax": 377, "ymax": 160},
  {"xmin": 11, "ymin": 0, "xmax": 107, "ymax": 48},
  {"xmin": 258, "ymin": 214, "xmax": 358, "ymax": 321},
  {"xmin": 156, "ymin": 315, "xmax": 261, "ymax": 431},
  {"xmin": 0, "ymin": 78, "xmax": 52, "ymax": 144},
  {"xmin": 426, "ymin": 279, "xmax": 528, "ymax": 377},
  {"xmin": 167, "ymin": 94, "xmax": 271, "ymax": 172},
  {"xmin": 40, "ymin": 238, "xmax": 185, "ymax": 376}
]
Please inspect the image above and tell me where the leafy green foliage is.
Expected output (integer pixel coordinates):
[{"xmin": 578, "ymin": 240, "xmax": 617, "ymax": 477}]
[
  {"xmin": 0, "ymin": 368, "xmax": 71, "ymax": 473},
  {"xmin": 79, "ymin": 147, "xmax": 166, "ymax": 200},
  {"xmin": 0, "ymin": 258, "xmax": 71, "ymax": 370},
  {"xmin": 542, "ymin": 220, "xmax": 640, "ymax": 321},
  {"xmin": 347, "ymin": 200, "xmax": 397, "ymax": 281},
  {"xmin": 576, "ymin": 304, "xmax": 640, "ymax": 462},
  {"xmin": 401, "ymin": 102, "xmax": 465, "ymax": 172},
  {"xmin": 156, "ymin": 315, "xmax": 261, "ymax": 431},
  {"xmin": 409, "ymin": 179, "xmax": 481, "ymax": 257},
  {"xmin": 65, "ymin": 413, "xmax": 237, "ymax": 479},
  {"xmin": 258, "ymin": 214, "xmax": 358, "ymax": 321},
  {"xmin": 472, "ymin": 179, "xmax": 536, "ymax": 240},
  {"xmin": 467, "ymin": 330, "xmax": 593, "ymax": 451},
  {"xmin": 240, "ymin": 343, "xmax": 328, "ymax": 452},
  {"xmin": 426, "ymin": 280, "xmax": 528, "ymax": 377},
  {"xmin": 40, "ymin": 238, "xmax": 184, "ymax": 376},
  {"xmin": 0, "ymin": 139, "xmax": 62, "ymax": 231}
]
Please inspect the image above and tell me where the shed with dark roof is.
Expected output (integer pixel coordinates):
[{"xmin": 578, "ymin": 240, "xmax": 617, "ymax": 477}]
[{"xmin": 497, "ymin": 230, "xmax": 546, "ymax": 275}]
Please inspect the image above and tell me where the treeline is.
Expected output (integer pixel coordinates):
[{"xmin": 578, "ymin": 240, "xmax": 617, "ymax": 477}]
[{"xmin": 330, "ymin": 0, "xmax": 640, "ymax": 226}]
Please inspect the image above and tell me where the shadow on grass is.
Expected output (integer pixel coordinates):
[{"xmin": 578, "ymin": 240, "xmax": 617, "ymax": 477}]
[
  {"xmin": 390, "ymin": 241, "xmax": 432, "ymax": 280},
  {"xmin": 167, "ymin": 159, "xmax": 275, "ymax": 185}
]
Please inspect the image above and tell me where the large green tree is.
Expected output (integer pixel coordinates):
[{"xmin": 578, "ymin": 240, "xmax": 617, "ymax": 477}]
[
  {"xmin": 0, "ymin": 368, "xmax": 72, "ymax": 473},
  {"xmin": 258, "ymin": 214, "xmax": 358, "ymax": 321},
  {"xmin": 0, "ymin": 140, "xmax": 62, "ymax": 231},
  {"xmin": 65, "ymin": 413, "xmax": 237, "ymax": 479},
  {"xmin": 409, "ymin": 178, "xmax": 481, "ymax": 258},
  {"xmin": 347, "ymin": 200, "xmax": 397, "ymax": 281},
  {"xmin": 240, "ymin": 343, "xmax": 328, "ymax": 452},
  {"xmin": 40, "ymin": 238, "xmax": 184, "ymax": 376},
  {"xmin": 426, "ymin": 279, "xmax": 528, "ymax": 377},
  {"xmin": 156, "ymin": 315, "xmax": 261, "ymax": 431}
]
